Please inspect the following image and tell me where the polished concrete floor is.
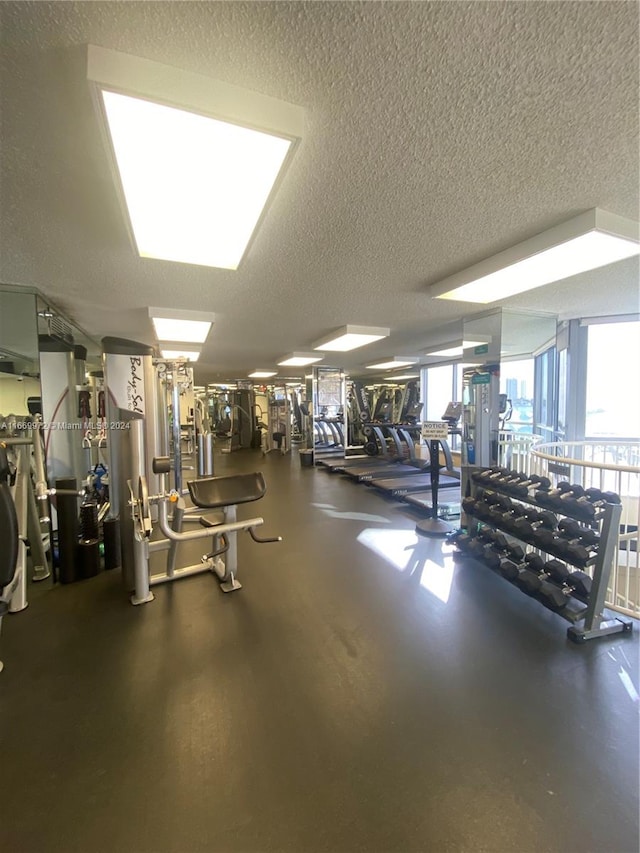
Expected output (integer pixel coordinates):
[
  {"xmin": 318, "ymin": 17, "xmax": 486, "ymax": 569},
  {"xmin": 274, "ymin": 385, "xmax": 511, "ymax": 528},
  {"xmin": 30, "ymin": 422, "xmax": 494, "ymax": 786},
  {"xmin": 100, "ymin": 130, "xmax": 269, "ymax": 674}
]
[{"xmin": 1, "ymin": 448, "xmax": 639, "ymax": 853}]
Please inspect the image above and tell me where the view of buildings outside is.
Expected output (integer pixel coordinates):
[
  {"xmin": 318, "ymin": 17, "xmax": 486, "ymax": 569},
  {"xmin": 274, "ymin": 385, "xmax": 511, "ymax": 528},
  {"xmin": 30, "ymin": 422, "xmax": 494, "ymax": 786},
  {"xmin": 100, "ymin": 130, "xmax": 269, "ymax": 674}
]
[
  {"xmin": 500, "ymin": 359, "xmax": 534, "ymax": 432},
  {"xmin": 586, "ymin": 321, "xmax": 640, "ymax": 439}
]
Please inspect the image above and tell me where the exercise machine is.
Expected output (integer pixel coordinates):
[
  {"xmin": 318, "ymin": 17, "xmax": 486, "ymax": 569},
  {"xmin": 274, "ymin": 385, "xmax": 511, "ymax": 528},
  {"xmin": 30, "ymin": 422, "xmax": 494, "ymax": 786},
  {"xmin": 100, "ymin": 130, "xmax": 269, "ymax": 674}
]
[
  {"xmin": 0, "ymin": 444, "xmax": 20, "ymax": 672},
  {"xmin": 0, "ymin": 418, "xmax": 52, "ymax": 593},
  {"xmin": 126, "ymin": 420, "xmax": 281, "ymax": 604}
]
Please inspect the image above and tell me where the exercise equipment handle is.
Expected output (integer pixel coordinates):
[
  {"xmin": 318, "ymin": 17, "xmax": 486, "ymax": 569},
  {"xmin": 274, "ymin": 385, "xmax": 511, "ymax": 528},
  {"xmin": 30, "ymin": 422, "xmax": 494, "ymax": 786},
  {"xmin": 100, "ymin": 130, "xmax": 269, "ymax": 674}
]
[{"xmin": 248, "ymin": 526, "xmax": 282, "ymax": 544}]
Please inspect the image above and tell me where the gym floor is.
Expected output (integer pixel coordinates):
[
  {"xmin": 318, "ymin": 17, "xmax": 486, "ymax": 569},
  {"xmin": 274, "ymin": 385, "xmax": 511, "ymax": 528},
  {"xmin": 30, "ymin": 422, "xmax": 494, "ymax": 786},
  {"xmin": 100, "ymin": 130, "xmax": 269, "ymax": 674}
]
[{"xmin": 1, "ymin": 448, "xmax": 639, "ymax": 853}]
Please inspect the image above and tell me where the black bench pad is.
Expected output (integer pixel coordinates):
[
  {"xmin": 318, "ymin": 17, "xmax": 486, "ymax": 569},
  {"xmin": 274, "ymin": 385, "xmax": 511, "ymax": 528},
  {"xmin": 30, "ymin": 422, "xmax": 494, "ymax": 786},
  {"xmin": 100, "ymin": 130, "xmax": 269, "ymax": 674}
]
[{"xmin": 187, "ymin": 472, "xmax": 266, "ymax": 509}]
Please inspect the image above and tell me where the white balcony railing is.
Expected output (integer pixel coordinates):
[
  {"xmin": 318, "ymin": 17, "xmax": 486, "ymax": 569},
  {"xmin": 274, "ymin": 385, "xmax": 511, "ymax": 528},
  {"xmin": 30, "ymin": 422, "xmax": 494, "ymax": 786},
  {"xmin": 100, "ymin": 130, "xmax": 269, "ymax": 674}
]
[{"xmin": 528, "ymin": 440, "xmax": 640, "ymax": 618}]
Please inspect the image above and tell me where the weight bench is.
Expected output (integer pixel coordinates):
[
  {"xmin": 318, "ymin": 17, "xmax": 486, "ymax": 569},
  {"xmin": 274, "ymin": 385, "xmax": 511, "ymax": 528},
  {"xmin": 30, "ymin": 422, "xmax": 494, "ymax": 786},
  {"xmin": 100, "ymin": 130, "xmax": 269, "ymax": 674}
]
[
  {"xmin": 186, "ymin": 473, "xmax": 277, "ymax": 591},
  {"xmin": 128, "ymin": 456, "xmax": 282, "ymax": 604},
  {"xmin": 0, "ymin": 444, "xmax": 19, "ymax": 672}
]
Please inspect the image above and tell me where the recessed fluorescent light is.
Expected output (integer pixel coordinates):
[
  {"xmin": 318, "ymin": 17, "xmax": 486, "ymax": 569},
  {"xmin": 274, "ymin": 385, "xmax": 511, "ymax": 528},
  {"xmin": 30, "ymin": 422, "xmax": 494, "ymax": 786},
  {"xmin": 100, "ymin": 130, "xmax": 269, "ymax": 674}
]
[
  {"xmin": 390, "ymin": 374, "xmax": 420, "ymax": 380},
  {"xmin": 249, "ymin": 370, "xmax": 277, "ymax": 378},
  {"xmin": 149, "ymin": 308, "xmax": 214, "ymax": 344},
  {"xmin": 87, "ymin": 46, "xmax": 303, "ymax": 270},
  {"xmin": 366, "ymin": 358, "xmax": 418, "ymax": 370},
  {"xmin": 427, "ymin": 347, "xmax": 461, "ymax": 357},
  {"xmin": 160, "ymin": 348, "xmax": 200, "ymax": 361},
  {"xmin": 277, "ymin": 353, "xmax": 324, "ymax": 367},
  {"xmin": 425, "ymin": 339, "xmax": 490, "ymax": 357},
  {"xmin": 313, "ymin": 325, "xmax": 390, "ymax": 352},
  {"xmin": 431, "ymin": 209, "xmax": 639, "ymax": 303}
]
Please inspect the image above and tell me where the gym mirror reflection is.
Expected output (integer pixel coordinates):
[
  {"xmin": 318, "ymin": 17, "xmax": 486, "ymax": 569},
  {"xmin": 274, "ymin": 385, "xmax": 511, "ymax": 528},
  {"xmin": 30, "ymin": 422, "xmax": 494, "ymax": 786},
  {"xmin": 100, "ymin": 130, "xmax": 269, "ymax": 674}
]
[
  {"xmin": 460, "ymin": 308, "xmax": 557, "ymax": 473},
  {"xmin": 36, "ymin": 295, "xmax": 102, "ymax": 486},
  {"xmin": 0, "ymin": 287, "xmax": 40, "ymax": 423},
  {"xmin": 312, "ymin": 366, "xmax": 346, "ymax": 462}
]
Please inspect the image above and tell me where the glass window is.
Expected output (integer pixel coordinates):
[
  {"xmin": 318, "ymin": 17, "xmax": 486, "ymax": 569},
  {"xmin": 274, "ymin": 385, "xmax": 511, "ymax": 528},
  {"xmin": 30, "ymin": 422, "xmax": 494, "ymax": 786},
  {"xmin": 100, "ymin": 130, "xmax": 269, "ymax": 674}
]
[
  {"xmin": 500, "ymin": 358, "xmax": 534, "ymax": 433},
  {"xmin": 426, "ymin": 364, "xmax": 454, "ymax": 421},
  {"xmin": 586, "ymin": 321, "xmax": 640, "ymax": 438}
]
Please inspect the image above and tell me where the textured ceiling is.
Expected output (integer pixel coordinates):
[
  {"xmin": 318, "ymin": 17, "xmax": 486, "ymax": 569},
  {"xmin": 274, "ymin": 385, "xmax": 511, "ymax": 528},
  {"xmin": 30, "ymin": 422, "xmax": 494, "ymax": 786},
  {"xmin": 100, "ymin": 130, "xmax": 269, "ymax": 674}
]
[{"xmin": 1, "ymin": 1, "xmax": 638, "ymax": 382}]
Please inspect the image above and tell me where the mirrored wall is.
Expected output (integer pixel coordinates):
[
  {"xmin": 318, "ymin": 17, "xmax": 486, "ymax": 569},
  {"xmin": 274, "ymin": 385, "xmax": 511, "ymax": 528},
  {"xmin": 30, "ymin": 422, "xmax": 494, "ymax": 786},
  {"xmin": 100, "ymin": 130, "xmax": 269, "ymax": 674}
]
[
  {"xmin": 0, "ymin": 288, "xmax": 40, "ymax": 418},
  {"xmin": 0, "ymin": 284, "xmax": 101, "ymax": 485}
]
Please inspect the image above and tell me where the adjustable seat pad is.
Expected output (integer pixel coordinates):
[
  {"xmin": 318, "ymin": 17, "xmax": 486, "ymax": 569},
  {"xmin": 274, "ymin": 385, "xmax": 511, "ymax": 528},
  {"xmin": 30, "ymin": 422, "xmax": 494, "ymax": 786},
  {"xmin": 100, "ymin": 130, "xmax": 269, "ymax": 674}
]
[
  {"xmin": 0, "ymin": 446, "xmax": 19, "ymax": 588},
  {"xmin": 188, "ymin": 472, "xmax": 266, "ymax": 509}
]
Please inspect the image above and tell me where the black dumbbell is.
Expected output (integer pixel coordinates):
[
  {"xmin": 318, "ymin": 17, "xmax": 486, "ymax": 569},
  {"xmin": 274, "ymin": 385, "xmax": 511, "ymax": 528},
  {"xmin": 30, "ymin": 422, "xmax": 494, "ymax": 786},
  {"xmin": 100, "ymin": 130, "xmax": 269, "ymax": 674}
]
[
  {"xmin": 482, "ymin": 544, "xmax": 503, "ymax": 571},
  {"xmin": 514, "ymin": 508, "xmax": 557, "ymax": 543},
  {"xmin": 566, "ymin": 487, "xmax": 622, "ymax": 519},
  {"xmin": 449, "ymin": 529, "xmax": 471, "ymax": 548},
  {"xmin": 476, "ymin": 527, "xmax": 497, "ymax": 545},
  {"xmin": 500, "ymin": 552, "xmax": 544, "ymax": 585},
  {"xmin": 474, "ymin": 501, "xmax": 494, "ymax": 522},
  {"xmin": 490, "ymin": 530, "xmax": 510, "ymax": 551},
  {"xmin": 489, "ymin": 470, "xmax": 524, "ymax": 491},
  {"xmin": 509, "ymin": 474, "xmax": 551, "ymax": 498},
  {"xmin": 485, "ymin": 492, "xmax": 512, "ymax": 511},
  {"xmin": 537, "ymin": 581, "xmax": 572, "ymax": 612},
  {"xmin": 499, "ymin": 503, "xmax": 526, "ymax": 533},
  {"xmin": 505, "ymin": 540, "xmax": 526, "ymax": 562},
  {"xmin": 543, "ymin": 559, "xmax": 593, "ymax": 598},
  {"xmin": 468, "ymin": 537, "xmax": 486, "ymax": 559},
  {"xmin": 501, "ymin": 471, "xmax": 527, "ymax": 493},
  {"xmin": 535, "ymin": 481, "xmax": 584, "ymax": 511},
  {"xmin": 499, "ymin": 471, "xmax": 528, "ymax": 491},
  {"xmin": 537, "ymin": 575, "xmax": 591, "ymax": 612},
  {"xmin": 471, "ymin": 467, "xmax": 498, "ymax": 483},
  {"xmin": 462, "ymin": 496, "xmax": 479, "ymax": 515},
  {"xmin": 482, "ymin": 531, "xmax": 520, "ymax": 566},
  {"xmin": 554, "ymin": 523, "xmax": 599, "ymax": 567},
  {"xmin": 557, "ymin": 483, "xmax": 586, "ymax": 502},
  {"xmin": 533, "ymin": 527, "xmax": 558, "ymax": 551},
  {"xmin": 473, "ymin": 467, "xmax": 510, "ymax": 484},
  {"xmin": 514, "ymin": 553, "xmax": 548, "ymax": 595},
  {"xmin": 564, "ymin": 570, "xmax": 593, "ymax": 599},
  {"xmin": 558, "ymin": 518, "xmax": 599, "ymax": 545},
  {"xmin": 585, "ymin": 487, "xmax": 621, "ymax": 505},
  {"xmin": 499, "ymin": 557, "xmax": 524, "ymax": 581},
  {"xmin": 538, "ymin": 573, "xmax": 591, "ymax": 611}
]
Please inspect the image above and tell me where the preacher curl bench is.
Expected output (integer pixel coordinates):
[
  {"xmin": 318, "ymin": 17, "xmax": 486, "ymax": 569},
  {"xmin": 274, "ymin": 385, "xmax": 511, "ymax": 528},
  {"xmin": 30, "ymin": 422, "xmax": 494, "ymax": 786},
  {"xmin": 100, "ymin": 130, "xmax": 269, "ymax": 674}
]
[{"xmin": 127, "ymin": 451, "xmax": 281, "ymax": 606}]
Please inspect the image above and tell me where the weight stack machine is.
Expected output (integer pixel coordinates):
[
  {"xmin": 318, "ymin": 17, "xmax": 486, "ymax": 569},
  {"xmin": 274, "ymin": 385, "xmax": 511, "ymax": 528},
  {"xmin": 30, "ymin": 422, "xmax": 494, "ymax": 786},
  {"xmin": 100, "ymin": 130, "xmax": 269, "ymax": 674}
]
[{"xmin": 102, "ymin": 337, "xmax": 163, "ymax": 590}]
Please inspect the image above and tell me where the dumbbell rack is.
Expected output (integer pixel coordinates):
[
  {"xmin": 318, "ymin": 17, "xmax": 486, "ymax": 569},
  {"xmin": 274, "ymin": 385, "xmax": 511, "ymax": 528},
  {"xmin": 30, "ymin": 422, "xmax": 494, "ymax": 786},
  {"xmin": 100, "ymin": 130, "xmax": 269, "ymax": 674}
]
[{"xmin": 457, "ymin": 467, "xmax": 633, "ymax": 644}]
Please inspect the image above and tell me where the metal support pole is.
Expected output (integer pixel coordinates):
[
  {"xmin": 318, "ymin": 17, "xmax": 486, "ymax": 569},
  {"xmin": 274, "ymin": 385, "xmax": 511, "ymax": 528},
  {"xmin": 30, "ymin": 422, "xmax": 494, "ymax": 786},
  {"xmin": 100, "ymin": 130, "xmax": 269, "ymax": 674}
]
[
  {"xmin": 166, "ymin": 499, "xmax": 185, "ymax": 578},
  {"xmin": 204, "ymin": 433, "xmax": 214, "ymax": 476},
  {"xmin": 197, "ymin": 434, "xmax": 205, "ymax": 477},
  {"xmin": 10, "ymin": 449, "xmax": 29, "ymax": 611},
  {"xmin": 171, "ymin": 375, "xmax": 182, "ymax": 494},
  {"xmin": 128, "ymin": 417, "xmax": 154, "ymax": 603}
]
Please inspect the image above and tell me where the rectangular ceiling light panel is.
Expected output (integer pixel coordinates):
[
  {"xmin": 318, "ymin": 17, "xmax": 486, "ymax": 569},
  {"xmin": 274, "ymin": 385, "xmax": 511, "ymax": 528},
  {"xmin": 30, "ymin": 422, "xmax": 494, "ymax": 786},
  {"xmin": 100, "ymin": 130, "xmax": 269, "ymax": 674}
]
[
  {"xmin": 277, "ymin": 353, "xmax": 324, "ymax": 366},
  {"xmin": 425, "ymin": 339, "xmax": 490, "ymax": 357},
  {"xmin": 101, "ymin": 91, "xmax": 291, "ymax": 270},
  {"xmin": 366, "ymin": 359, "xmax": 417, "ymax": 370},
  {"xmin": 313, "ymin": 325, "xmax": 390, "ymax": 352},
  {"xmin": 432, "ymin": 210, "xmax": 639, "ymax": 303},
  {"xmin": 160, "ymin": 348, "xmax": 201, "ymax": 361},
  {"xmin": 88, "ymin": 46, "xmax": 304, "ymax": 270},
  {"xmin": 152, "ymin": 318, "xmax": 212, "ymax": 343},
  {"xmin": 249, "ymin": 371, "xmax": 277, "ymax": 378}
]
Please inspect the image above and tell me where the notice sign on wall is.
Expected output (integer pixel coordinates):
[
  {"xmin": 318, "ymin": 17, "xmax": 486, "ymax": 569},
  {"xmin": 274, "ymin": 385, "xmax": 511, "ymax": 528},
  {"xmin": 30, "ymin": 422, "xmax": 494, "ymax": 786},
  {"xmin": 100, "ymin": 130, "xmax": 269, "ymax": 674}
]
[{"xmin": 421, "ymin": 421, "xmax": 449, "ymax": 440}]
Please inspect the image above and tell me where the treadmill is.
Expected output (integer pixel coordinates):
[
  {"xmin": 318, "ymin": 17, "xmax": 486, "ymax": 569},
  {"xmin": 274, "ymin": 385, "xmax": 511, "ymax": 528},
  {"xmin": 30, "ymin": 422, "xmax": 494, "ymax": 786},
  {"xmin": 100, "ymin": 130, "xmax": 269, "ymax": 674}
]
[
  {"xmin": 367, "ymin": 438, "xmax": 461, "ymax": 497},
  {"xmin": 368, "ymin": 470, "xmax": 460, "ymax": 498},
  {"xmin": 403, "ymin": 490, "xmax": 461, "ymax": 519},
  {"xmin": 342, "ymin": 427, "xmax": 427, "ymax": 481},
  {"xmin": 318, "ymin": 422, "xmax": 394, "ymax": 470}
]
